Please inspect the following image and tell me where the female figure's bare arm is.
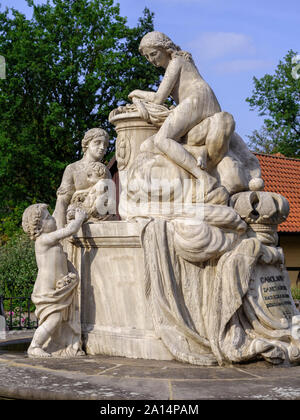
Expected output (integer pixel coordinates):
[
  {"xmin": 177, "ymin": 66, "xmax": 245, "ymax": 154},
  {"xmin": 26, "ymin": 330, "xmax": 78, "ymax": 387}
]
[
  {"xmin": 128, "ymin": 58, "xmax": 181, "ymax": 104},
  {"xmin": 53, "ymin": 165, "xmax": 76, "ymax": 229},
  {"xmin": 153, "ymin": 58, "xmax": 180, "ymax": 104}
]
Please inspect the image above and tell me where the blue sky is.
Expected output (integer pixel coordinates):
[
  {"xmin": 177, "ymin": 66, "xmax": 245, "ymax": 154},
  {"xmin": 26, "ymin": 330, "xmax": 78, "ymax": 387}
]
[{"xmin": 1, "ymin": 0, "xmax": 299, "ymax": 141}]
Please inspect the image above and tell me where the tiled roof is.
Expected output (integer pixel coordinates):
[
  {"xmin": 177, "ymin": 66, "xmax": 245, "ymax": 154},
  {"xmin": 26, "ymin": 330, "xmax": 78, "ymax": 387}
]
[{"xmin": 255, "ymin": 153, "xmax": 300, "ymax": 232}]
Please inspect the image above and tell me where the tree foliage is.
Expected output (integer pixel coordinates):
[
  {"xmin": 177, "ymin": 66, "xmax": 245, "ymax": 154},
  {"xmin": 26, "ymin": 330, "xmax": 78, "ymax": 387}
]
[
  {"xmin": 246, "ymin": 50, "xmax": 300, "ymax": 157},
  {"xmin": 0, "ymin": 232, "xmax": 37, "ymax": 301},
  {"xmin": 0, "ymin": 0, "xmax": 162, "ymax": 242}
]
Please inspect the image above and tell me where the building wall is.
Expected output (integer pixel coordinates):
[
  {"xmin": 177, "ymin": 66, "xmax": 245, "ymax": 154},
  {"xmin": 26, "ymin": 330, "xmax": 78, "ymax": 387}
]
[{"xmin": 279, "ymin": 234, "xmax": 300, "ymax": 287}]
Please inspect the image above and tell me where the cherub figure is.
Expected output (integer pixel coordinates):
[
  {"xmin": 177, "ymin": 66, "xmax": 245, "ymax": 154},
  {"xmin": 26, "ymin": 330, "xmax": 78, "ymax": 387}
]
[
  {"xmin": 67, "ymin": 161, "xmax": 114, "ymax": 221},
  {"xmin": 22, "ymin": 203, "xmax": 87, "ymax": 358}
]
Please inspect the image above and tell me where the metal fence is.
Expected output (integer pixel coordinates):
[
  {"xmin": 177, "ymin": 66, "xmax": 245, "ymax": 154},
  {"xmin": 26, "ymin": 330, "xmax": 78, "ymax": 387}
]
[{"xmin": 0, "ymin": 296, "xmax": 37, "ymax": 330}]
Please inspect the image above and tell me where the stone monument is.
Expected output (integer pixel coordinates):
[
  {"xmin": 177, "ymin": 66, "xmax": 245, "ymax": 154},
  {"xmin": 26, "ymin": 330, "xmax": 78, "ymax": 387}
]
[{"xmin": 25, "ymin": 31, "xmax": 300, "ymax": 365}]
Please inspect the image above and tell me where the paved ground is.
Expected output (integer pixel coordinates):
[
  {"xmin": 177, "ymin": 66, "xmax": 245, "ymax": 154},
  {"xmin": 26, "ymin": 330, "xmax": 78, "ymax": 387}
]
[{"xmin": 0, "ymin": 331, "xmax": 299, "ymax": 400}]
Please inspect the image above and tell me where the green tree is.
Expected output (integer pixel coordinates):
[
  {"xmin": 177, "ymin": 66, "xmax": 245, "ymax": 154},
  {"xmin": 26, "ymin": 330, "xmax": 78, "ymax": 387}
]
[
  {"xmin": 0, "ymin": 232, "xmax": 37, "ymax": 302},
  {"xmin": 246, "ymin": 50, "xmax": 300, "ymax": 157},
  {"xmin": 0, "ymin": 0, "xmax": 162, "ymax": 242},
  {"xmin": 247, "ymin": 126, "xmax": 282, "ymax": 154}
]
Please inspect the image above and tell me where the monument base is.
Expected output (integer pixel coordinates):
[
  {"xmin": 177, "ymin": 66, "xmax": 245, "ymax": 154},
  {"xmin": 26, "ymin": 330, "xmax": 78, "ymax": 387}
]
[
  {"xmin": 70, "ymin": 221, "xmax": 173, "ymax": 360},
  {"xmin": 70, "ymin": 218, "xmax": 300, "ymax": 366},
  {"xmin": 0, "ymin": 315, "xmax": 6, "ymax": 340}
]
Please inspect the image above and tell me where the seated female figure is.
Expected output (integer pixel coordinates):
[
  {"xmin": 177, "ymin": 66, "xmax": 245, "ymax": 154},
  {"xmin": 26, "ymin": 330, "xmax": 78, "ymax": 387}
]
[{"xmin": 129, "ymin": 31, "xmax": 230, "ymax": 191}]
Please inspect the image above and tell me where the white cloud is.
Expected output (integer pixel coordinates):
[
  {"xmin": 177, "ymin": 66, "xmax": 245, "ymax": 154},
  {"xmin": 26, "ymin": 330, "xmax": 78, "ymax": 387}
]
[
  {"xmin": 214, "ymin": 59, "xmax": 272, "ymax": 74},
  {"xmin": 153, "ymin": 0, "xmax": 208, "ymax": 2},
  {"xmin": 190, "ymin": 32, "xmax": 256, "ymax": 60},
  {"xmin": 187, "ymin": 31, "xmax": 273, "ymax": 74}
]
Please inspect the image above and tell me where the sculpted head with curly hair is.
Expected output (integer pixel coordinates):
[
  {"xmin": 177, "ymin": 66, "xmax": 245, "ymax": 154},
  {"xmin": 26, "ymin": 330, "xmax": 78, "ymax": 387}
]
[
  {"xmin": 22, "ymin": 203, "xmax": 48, "ymax": 241},
  {"xmin": 81, "ymin": 128, "xmax": 109, "ymax": 155},
  {"xmin": 139, "ymin": 31, "xmax": 193, "ymax": 64}
]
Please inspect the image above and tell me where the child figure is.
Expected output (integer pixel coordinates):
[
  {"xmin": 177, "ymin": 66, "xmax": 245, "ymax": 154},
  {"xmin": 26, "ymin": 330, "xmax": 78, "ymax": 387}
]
[
  {"xmin": 68, "ymin": 161, "xmax": 113, "ymax": 221},
  {"xmin": 22, "ymin": 203, "xmax": 87, "ymax": 358}
]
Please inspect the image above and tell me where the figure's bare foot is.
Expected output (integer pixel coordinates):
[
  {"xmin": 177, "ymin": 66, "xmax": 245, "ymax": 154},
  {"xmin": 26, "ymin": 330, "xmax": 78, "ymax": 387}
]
[
  {"xmin": 288, "ymin": 344, "xmax": 300, "ymax": 363},
  {"xmin": 75, "ymin": 350, "xmax": 86, "ymax": 356},
  {"xmin": 252, "ymin": 339, "xmax": 285, "ymax": 364},
  {"xmin": 27, "ymin": 346, "xmax": 52, "ymax": 358},
  {"xmin": 197, "ymin": 155, "xmax": 207, "ymax": 170},
  {"xmin": 253, "ymin": 338, "xmax": 273, "ymax": 354}
]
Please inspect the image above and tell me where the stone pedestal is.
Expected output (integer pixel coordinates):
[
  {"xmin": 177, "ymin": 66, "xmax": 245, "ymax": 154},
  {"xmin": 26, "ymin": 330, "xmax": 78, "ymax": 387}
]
[
  {"xmin": 109, "ymin": 111, "xmax": 159, "ymax": 219},
  {"xmin": 0, "ymin": 315, "xmax": 6, "ymax": 340},
  {"xmin": 109, "ymin": 112, "xmax": 158, "ymax": 185},
  {"xmin": 70, "ymin": 221, "xmax": 173, "ymax": 360},
  {"xmin": 70, "ymin": 217, "xmax": 300, "ymax": 365}
]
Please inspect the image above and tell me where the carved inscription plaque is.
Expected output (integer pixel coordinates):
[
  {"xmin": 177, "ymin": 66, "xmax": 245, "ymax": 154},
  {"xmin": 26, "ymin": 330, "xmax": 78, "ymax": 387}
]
[{"xmin": 250, "ymin": 264, "xmax": 294, "ymax": 321}]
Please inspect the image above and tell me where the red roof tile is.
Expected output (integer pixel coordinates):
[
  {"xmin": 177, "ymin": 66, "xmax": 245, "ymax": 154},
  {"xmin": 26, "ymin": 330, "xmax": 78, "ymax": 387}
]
[{"xmin": 254, "ymin": 153, "xmax": 300, "ymax": 232}]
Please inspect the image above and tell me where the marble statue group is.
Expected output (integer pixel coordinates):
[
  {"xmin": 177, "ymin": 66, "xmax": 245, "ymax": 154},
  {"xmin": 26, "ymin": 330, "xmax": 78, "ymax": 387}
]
[{"xmin": 22, "ymin": 31, "xmax": 300, "ymax": 365}]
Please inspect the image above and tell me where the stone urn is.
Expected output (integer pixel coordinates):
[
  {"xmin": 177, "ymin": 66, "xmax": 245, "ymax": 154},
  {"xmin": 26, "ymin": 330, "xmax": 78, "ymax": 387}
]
[{"xmin": 109, "ymin": 106, "xmax": 158, "ymax": 189}]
